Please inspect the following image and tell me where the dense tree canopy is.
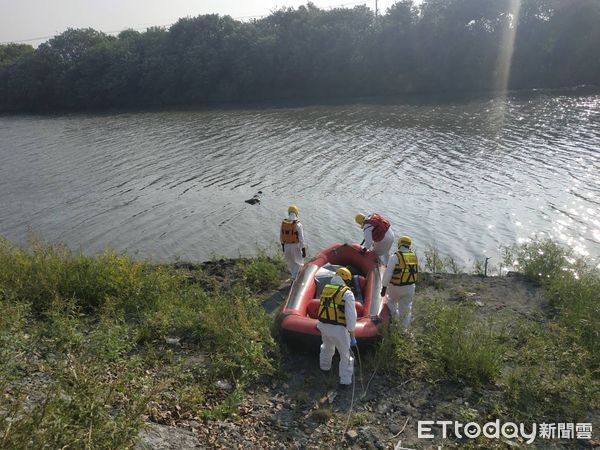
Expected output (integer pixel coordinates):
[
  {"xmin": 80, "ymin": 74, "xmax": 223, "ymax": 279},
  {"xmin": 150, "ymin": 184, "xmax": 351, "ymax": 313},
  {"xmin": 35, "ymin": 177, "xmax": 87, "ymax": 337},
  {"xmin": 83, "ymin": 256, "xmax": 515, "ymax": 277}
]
[{"xmin": 1, "ymin": 0, "xmax": 598, "ymax": 112}]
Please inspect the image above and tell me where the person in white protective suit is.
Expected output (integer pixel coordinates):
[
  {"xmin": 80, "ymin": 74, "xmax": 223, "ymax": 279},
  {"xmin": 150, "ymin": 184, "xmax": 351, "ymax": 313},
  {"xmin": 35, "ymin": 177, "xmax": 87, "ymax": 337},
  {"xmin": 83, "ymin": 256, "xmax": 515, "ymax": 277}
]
[
  {"xmin": 316, "ymin": 267, "xmax": 357, "ymax": 386},
  {"xmin": 280, "ymin": 204, "xmax": 306, "ymax": 279},
  {"xmin": 381, "ymin": 235, "xmax": 418, "ymax": 331},
  {"xmin": 355, "ymin": 212, "xmax": 395, "ymax": 266}
]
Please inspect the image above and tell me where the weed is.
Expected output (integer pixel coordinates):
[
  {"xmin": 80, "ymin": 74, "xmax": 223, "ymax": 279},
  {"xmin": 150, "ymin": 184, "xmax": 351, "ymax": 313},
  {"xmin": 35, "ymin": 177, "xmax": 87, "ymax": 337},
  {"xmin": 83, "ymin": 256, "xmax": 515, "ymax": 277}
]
[
  {"xmin": 444, "ymin": 256, "xmax": 463, "ymax": 274},
  {"xmin": 201, "ymin": 385, "xmax": 246, "ymax": 421},
  {"xmin": 234, "ymin": 250, "xmax": 285, "ymax": 292},
  {"xmin": 501, "ymin": 321, "xmax": 596, "ymax": 421},
  {"xmin": 515, "ymin": 239, "xmax": 599, "ymax": 360},
  {"xmin": 423, "ymin": 244, "xmax": 445, "ymax": 273},
  {"xmin": 349, "ymin": 411, "xmax": 369, "ymax": 427},
  {"xmin": 471, "ymin": 258, "xmax": 485, "ymax": 276},
  {"xmin": 421, "ymin": 301, "xmax": 507, "ymax": 385},
  {"xmin": 311, "ymin": 407, "xmax": 333, "ymax": 424},
  {"xmin": 370, "ymin": 327, "xmax": 428, "ymax": 380},
  {"xmin": 0, "ymin": 236, "xmax": 282, "ymax": 448},
  {"xmin": 196, "ymin": 286, "xmax": 277, "ymax": 383}
]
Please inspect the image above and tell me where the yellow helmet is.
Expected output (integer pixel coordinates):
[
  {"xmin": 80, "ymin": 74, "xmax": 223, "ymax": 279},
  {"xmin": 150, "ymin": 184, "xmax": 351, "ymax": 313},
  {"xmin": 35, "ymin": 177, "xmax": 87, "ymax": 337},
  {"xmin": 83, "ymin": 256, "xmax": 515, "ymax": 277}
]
[
  {"xmin": 288, "ymin": 204, "xmax": 299, "ymax": 216},
  {"xmin": 398, "ymin": 235, "xmax": 412, "ymax": 247},
  {"xmin": 355, "ymin": 213, "xmax": 365, "ymax": 226},
  {"xmin": 335, "ymin": 267, "xmax": 352, "ymax": 283}
]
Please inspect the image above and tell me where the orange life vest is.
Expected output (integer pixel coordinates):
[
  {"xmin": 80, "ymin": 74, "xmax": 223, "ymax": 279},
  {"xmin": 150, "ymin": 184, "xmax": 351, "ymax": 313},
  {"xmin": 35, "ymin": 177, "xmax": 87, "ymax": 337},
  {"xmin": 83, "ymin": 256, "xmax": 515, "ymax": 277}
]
[
  {"xmin": 281, "ymin": 219, "xmax": 299, "ymax": 244},
  {"xmin": 364, "ymin": 213, "xmax": 391, "ymax": 242}
]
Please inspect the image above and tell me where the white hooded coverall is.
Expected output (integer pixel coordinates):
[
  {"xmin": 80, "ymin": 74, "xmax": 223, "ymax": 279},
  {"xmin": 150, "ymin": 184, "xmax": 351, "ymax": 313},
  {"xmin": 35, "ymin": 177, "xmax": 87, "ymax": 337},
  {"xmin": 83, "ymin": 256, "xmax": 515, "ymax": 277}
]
[
  {"xmin": 381, "ymin": 245, "xmax": 416, "ymax": 331},
  {"xmin": 282, "ymin": 212, "xmax": 305, "ymax": 279},
  {"xmin": 363, "ymin": 218, "xmax": 395, "ymax": 266},
  {"xmin": 316, "ymin": 275, "xmax": 357, "ymax": 385}
]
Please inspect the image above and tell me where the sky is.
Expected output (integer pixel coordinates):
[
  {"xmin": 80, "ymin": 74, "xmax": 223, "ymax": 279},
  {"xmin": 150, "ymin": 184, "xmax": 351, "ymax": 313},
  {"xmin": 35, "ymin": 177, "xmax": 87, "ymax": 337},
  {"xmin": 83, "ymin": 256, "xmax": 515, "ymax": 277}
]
[{"xmin": 0, "ymin": 0, "xmax": 401, "ymax": 46}]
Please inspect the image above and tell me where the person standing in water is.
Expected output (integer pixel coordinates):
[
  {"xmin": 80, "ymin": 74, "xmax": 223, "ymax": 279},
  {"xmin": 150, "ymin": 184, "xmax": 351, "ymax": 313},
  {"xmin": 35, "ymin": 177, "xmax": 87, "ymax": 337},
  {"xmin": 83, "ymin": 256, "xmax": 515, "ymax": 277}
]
[{"xmin": 280, "ymin": 204, "xmax": 306, "ymax": 280}]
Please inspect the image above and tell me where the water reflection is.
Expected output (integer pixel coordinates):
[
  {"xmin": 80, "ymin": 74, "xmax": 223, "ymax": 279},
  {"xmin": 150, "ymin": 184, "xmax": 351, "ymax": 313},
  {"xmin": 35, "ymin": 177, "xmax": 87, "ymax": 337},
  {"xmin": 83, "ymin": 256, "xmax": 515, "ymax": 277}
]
[{"xmin": 0, "ymin": 92, "xmax": 598, "ymax": 267}]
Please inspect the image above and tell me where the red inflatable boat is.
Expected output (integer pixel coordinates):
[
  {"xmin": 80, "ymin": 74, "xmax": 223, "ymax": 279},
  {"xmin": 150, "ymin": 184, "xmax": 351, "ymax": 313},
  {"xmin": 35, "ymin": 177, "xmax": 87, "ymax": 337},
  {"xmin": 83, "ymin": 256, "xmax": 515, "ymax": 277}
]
[{"xmin": 278, "ymin": 243, "xmax": 389, "ymax": 345}]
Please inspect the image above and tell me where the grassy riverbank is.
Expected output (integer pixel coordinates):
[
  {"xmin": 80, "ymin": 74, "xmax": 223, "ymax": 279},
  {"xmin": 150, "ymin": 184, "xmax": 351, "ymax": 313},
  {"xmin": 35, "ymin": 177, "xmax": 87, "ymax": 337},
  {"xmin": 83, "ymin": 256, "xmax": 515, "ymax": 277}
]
[
  {"xmin": 0, "ymin": 237, "xmax": 598, "ymax": 448},
  {"xmin": 0, "ymin": 237, "xmax": 284, "ymax": 448}
]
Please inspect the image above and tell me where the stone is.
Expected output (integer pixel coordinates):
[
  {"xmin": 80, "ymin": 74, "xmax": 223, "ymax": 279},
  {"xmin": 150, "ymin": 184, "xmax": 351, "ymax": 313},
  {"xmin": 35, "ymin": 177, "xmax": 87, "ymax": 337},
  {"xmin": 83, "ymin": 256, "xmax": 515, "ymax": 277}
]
[
  {"xmin": 215, "ymin": 380, "xmax": 233, "ymax": 391},
  {"xmin": 345, "ymin": 429, "xmax": 359, "ymax": 442},
  {"xmin": 376, "ymin": 402, "xmax": 390, "ymax": 414},
  {"xmin": 389, "ymin": 423, "xmax": 402, "ymax": 435},
  {"xmin": 164, "ymin": 337, "xmax": 181, "ymax": 346},
  {"xmin": 136, "ymin": 423, "xmax": 201, "ymax": 450}
]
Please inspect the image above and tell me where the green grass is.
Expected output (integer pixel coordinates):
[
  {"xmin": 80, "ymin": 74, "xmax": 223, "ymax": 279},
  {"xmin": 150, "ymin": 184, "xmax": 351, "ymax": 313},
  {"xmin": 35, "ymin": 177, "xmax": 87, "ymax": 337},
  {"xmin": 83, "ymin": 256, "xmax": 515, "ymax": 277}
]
[
  {"xmin": 374, "ymin": 302, "xmax": 507, "ymax": 385},
  {"xmin": 1, "ymin": 235, "xmax": 598, "ymax": 446},
  {"xmin": 0, "ymin": 236, "xmax": 283, "ymax": 448},
  {"xmin": 500, "ymin": 321, "xmax": 596, "ymax": 421},
  {"xmin": 374, "ymin": 238, "xmax": 599, "ymax": 424},
  {"xmin": 233, "ymin": 250, "xmax": 285, "ymax": 292},
  {"xmin": 420, "ymin": 301, "xmax": 507, "ymax": 385},
  {"xmin": 498, "ymin": 239, "xmax": 600, "ymax": 421}
]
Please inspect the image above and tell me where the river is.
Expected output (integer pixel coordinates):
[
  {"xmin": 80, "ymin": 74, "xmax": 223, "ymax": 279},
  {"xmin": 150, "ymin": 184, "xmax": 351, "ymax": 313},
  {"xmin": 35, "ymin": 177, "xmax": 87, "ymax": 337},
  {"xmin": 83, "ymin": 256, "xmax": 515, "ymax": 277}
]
[{"xmin": 1, "ymin": 91, "xmax": 599, "ymax": 269}]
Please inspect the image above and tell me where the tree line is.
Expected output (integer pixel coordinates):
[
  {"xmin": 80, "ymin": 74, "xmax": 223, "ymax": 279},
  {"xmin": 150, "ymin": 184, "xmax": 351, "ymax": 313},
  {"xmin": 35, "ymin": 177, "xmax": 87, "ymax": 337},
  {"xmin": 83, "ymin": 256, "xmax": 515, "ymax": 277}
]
[{"xmin": 1, "ymin": 0, "xmax": 599, "ymax": 112}]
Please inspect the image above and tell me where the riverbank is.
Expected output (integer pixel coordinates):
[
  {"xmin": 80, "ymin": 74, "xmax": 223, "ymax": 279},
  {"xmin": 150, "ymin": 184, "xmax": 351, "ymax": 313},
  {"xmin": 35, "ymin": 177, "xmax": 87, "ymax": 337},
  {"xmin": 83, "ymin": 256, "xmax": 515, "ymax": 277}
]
[{"xmin": 0, "ymin": 237, "xmax": 598, "ymax": 448}]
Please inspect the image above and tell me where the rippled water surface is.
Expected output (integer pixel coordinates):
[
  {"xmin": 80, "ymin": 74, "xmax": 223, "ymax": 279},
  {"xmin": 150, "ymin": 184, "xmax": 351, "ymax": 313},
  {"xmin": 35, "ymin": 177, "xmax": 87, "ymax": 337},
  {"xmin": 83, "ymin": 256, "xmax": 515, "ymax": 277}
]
[{"xmin": 1, "ymin": 92, "xmax": 599, "ymax": 266}]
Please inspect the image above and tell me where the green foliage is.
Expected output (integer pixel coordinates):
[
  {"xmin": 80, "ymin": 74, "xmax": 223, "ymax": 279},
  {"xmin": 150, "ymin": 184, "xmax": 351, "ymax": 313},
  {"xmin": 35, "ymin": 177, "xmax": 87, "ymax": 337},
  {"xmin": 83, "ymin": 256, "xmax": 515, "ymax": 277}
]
[
  {"xmin": 501, "ymin": 322, "xmax": 597, "ymax": 421},
  {"xmin": 512, "ymin": 239, "xmax": 570, "ymax": 284},
  {"xmin": 374, "ymin": 302, "xmax": 506, "ymax": 385},
  {"xmin": 547, "ymin": 266, "xmax": 600, "ymax": 359},
  {"xmin": 0, "ymin": 297, "xmax": 30, "ymax": 382},
  {"xmin": 196, "ymin": 286, "xmax": 277, "ymax": 383},
  {"xmin": 2, "ymin": 0, "xmax": 600, "ymax": 111},
  {"xmin": 200, "ymin": 385, "xmax": 246, "ymax": 421},
  {"xmin": 514, "ymin": 239, "xmax": 599, "ymax": 363},
  {"xmin": 423, "ymin": 244, "xmax": 445, "ymax": 273},
  {"xmin": 471, "ymin": 258, "xmax": 485, "ymax": 276},
  {"xmin": 0, "ymin": 236, "xmax": 199, "ymax": 340},
  {"xmin": 0, "ymin": 236, "xmax": 283, "ymax": 447},
  {"xmin": 370, "ymin": 327, "xmax": 428, "ymax": 380},
  {"xmin": 497, "ymin": 241, "xmax": 599, "ymax": 421},
  {"xmin": 443, "ymin": 256, "xmax": 463, "ymax": 274},
  {"xmin": 420, "ymin": 301, "xmax": 507, "ymax": 384},
  {"xmin": 0, "ymin": 354, "xmax": 149, "ymax": 449},
  {"xmin": 234, "ymin": 252, "xmax": 285, "ymax": 292},
  {"xmin": 0, "ymin": 298, "xmax": 150, "ymax": 449},
  {"xmin": 0, "ymin": 43, "xmax": 34, "ymax": 67}
]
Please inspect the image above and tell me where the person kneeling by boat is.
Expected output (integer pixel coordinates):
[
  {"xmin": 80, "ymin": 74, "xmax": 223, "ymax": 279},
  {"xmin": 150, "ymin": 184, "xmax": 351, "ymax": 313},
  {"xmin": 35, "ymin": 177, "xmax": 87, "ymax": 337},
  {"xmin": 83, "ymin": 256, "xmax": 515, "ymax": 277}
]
[
  {"xmin": 355, "ymin": 212, "xmax": 395, "ymax": 266},
  {"xmin": 280, "ymin": 204, "xmax": 306, "ymax": 280},
  {"xmin": 316, "ymin": 267, "xmax": 357, "ymax": 386},
  {"xmin": 381, "ymin": 236, "xmax": 418, "ymax": 331}
]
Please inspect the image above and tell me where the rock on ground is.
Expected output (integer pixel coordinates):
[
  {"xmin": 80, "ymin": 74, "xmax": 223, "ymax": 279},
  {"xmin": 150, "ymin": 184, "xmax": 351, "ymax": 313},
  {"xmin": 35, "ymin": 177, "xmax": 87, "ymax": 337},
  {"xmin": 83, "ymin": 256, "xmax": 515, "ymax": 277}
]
[{"xmin": 136, "ymin": 423, "xmax": 203, "ymax": 450}]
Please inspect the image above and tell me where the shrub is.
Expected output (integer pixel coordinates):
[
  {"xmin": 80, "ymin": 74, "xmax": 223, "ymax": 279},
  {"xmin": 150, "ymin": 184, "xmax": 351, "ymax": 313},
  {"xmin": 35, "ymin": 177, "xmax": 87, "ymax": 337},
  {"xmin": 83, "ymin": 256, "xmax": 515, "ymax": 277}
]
[
  {"xmin": 515, "ymin": 239, "xmax": 600, "ymax": 361},
  {"xmin": 195, "ymin": 286, "xmax": 277, "ymax": 383},
  {"xmin": 371, "ymin": 327, "xmax": 427, "ymax": 380},
  {"xmin": 513, "ymin": 239, "xmax": 572, "ymax": 284},
  {"xmin": 423, "ymin": 244, "xmax": 445, "ymax": 273},
  {"xmin": 420, "ymin": 301, "xmax": 507, "ymax": 385},
  {"xmin": 0, "ymin": 235, "xmax": 283, "ymax": 447},
  {"xmin": 0, "ymin": 237, "xmax": 185, "ymax": 322},
  {"xmin": 234, "ymin": 251, "xmax": 284, "ymax": 292}
]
